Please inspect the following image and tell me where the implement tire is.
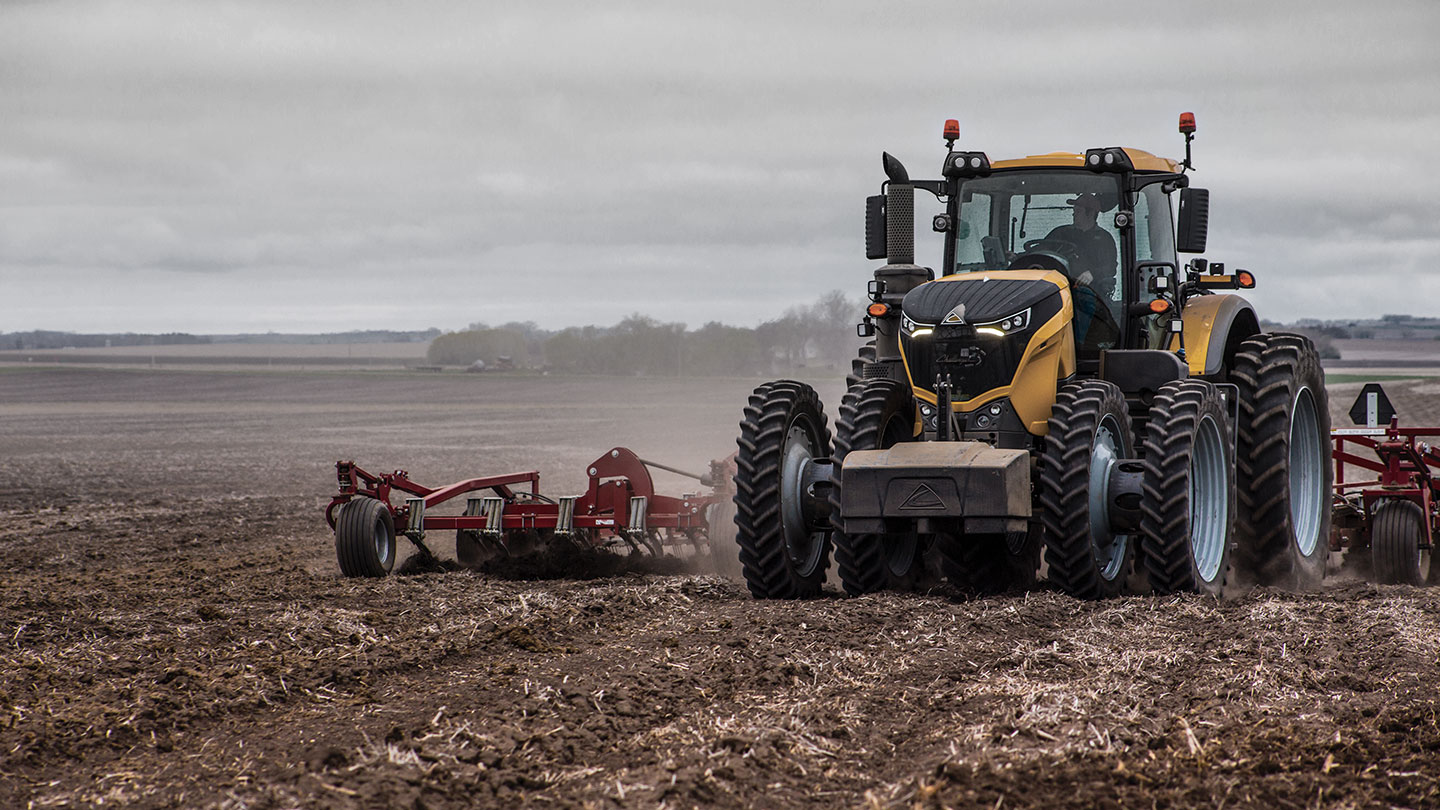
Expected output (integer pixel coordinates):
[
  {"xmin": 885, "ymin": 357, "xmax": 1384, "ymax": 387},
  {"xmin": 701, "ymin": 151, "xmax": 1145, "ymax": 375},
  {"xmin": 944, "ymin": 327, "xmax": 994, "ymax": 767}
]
[
  {"xmin": 734, "ymin": 380, "xmax": 833, "ymax": 599},
  {"xmin": 1038, "ymin": 380, "xmax": 1135, "ymax": 599},
  {"xmin": 336, "ymin": 496, "xmax": 397, "ymax": 578},
  {"xmin": 705, "ymin": 500, "xmax": 744, "ymax": 581},
  {"xmin": 1232, "ymin": 333, "xmax": 1332, "ymax": 589},
  {"xmin": 1139, "ymin": 380, "xmax": 1236, "ymax": 596},
  {"xmin": 830, "ymin": 378, "xmax": 925, "ymax": 595},
  {"xmin": 1371, "ymin": 500, "xmax": 1430, "ymax": 586}
]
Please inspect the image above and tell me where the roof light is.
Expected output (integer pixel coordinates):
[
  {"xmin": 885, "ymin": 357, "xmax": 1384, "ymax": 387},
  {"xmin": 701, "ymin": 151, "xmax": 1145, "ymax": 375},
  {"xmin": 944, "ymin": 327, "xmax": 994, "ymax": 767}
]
[
  {"xmin": 1083, "ymin": 148, "xmax": 1133, "ymax": 173},
  {"xmin": 867, "ymin": 302, "xmax": 890, "ymax": 318},
  {"xmin": 943, "ymin": 151, "xmax": 991, "ymax": 178},
  {"xmin": 1179, "ymin": 112, "xmax": 1196, "ymax": 134},
  {"xmin": 943, "ymin": 119, "xmax": 960, "ymax": 142}
]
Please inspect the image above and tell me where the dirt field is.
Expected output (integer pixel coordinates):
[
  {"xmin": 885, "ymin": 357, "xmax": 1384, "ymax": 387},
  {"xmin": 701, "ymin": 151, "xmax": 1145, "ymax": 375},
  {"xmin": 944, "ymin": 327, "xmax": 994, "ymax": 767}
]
[{"xmin": 5, "ymin": 365, "xmax": 1440, "ymax": 809}]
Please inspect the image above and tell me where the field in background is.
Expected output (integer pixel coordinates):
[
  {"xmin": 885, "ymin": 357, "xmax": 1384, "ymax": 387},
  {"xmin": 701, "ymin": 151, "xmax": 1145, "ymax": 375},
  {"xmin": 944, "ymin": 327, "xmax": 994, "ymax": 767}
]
[
  {"xmin": 4, "ymin": 343, "xmax": 1440, "ymax": 808},
  {"xmin": 0, "ymin": 340, "xmax": 431, "ymax": 368}
]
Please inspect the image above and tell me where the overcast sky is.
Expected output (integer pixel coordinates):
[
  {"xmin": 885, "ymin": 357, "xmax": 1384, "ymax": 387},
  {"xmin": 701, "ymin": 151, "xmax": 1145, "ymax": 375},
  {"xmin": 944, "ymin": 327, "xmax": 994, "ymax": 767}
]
[{"xmin": 2, "ymin": 0, "xmax": 1437, "ymax": 334}]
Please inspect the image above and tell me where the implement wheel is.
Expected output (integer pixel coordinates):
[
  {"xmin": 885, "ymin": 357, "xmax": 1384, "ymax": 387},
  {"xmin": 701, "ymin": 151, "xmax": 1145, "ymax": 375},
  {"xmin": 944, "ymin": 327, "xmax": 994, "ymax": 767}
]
[
  {"xmin": 1232, "ymin": 333, "xmax": 1332, "ymax": 589},
  {"xmin": 1139, "ymin": 380, "xmax": 1236, "ymax": 596},
  {"xmin": 335, "ymin": 496, "xmax": 397, "ymax": 578},
  {"xmin": 1038, "ymin": 380, "xmax": 1135, "ymax": 599},
  {"xmin": 705, "ymin": 499, "xmax": 744, "ymax": 580},
  {"xmin": 1371, "ymin": 500, "xmax": 1431, "ymax": 585},
  {"xmin": 734, "ymin": 381, "xmax": 833, "ymax": 598},
  {"xmin": 830, "ymin": 378, "xmax": 926, "ymax": 595}
]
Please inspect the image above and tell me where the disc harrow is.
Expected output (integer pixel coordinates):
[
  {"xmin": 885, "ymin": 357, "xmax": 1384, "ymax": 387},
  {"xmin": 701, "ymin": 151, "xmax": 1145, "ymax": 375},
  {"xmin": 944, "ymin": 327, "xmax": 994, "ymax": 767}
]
[{"xmin": 325, "ymin": 447, "xmax": 733, "ymax": 576}]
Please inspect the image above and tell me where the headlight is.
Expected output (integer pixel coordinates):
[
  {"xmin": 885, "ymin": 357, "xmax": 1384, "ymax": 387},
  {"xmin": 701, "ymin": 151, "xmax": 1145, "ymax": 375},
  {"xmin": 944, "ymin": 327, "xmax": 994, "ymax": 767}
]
[
  {"xmin": 902, "ymin": 314, "xmax": 935, "ymax": 337},
  {"xmin": 974, "ymin": 308, "xmax": 1031, "ymax": 337}
]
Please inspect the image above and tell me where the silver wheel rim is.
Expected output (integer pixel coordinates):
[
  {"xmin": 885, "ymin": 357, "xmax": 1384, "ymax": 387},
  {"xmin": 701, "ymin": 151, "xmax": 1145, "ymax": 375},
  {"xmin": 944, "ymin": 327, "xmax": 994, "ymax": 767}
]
[
  {"xmin": 1289, "ymin": 387, "xmax": 1324, "ymax": 557},
  {"xmin": 780, "ymin": 421, "xmax": 825, "ymax": 576},
  {"xmin": 1190, "ymin": 414, "xmax": 1229, "ymax": 583},
  {"xmin": 1087, "ymin": 415, "xmax": 1128, "ymax": 582},
  {"xmin": 373, "ymin": 516, "xmax": 393, "ymax": 567}
]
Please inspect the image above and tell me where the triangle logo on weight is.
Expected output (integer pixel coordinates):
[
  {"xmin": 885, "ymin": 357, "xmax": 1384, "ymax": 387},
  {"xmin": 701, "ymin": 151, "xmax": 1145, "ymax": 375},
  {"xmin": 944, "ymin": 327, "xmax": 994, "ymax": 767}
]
[{"xmin": 899, "ymin": 483, "xmax": 945, "ymax": 511}]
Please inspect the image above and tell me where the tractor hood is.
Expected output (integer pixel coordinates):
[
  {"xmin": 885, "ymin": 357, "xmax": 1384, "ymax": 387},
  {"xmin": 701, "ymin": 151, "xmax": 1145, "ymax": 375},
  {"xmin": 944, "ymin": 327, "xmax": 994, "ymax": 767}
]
[
  {"xmin": 897, "ymin": 269, "xmax": 1076, "ymax": 427},
  {"xmin": 901, "ymin": 270, "xmax": 1067, "ymax": 326}
]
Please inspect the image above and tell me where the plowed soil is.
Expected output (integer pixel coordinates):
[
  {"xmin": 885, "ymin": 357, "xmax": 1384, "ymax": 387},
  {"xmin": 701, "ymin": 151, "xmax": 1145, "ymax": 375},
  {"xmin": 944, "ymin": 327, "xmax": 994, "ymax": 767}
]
[{"xmin": 5, "ymin": 366, "xmax": 1440, "ymax": 809}]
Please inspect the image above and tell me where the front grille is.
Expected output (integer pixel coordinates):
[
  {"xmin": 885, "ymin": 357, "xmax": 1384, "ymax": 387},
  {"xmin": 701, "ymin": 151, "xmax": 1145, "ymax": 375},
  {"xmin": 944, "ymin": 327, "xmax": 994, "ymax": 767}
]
[
  {"xmin": 901, "ymin": 290, "xmax": 1063, "ymax": 402},
  {"xmin": 904, "ymin": 327, "xmax": 1029, "ymax": 401}
]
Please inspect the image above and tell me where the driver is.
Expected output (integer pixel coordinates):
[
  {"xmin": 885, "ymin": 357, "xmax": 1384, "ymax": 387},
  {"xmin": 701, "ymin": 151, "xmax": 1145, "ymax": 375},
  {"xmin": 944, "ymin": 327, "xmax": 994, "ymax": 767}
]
[
  {"xmin": 1045, "ymin": 193, "xmax": 1117, "ymax": 289},
  {"xmin": 1046, "ymin": 193, "xmax": 1120, "ymax": 349}
]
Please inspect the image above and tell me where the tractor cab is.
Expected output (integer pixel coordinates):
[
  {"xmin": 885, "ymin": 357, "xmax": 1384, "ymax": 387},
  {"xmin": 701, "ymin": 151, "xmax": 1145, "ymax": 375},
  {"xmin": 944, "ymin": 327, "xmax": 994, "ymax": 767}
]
[{"xmin": 858, "ymin": 115, "xmax": 1254, "ymax": 442}]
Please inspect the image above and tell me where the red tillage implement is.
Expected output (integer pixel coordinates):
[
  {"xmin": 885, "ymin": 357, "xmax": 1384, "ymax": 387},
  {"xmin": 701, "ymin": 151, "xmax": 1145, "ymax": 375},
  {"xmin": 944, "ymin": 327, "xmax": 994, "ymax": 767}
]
[
  {"xmin": 325, "ymin": 447, "xmax": 733, "ymax": 577},
  {"xmin": 1331, "ymin": 385, "xmax": 1440, "ymax": 585}
]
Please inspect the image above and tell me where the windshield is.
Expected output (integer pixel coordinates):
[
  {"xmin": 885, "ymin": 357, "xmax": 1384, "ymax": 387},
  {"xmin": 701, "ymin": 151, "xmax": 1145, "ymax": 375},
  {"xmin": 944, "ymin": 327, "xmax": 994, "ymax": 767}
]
[
  {"xmin": 952, "ymin": 170, "xmax": 1126, "ymax": 352},
  {"xmin": 953, "ymin": 170, "xmax": 1123, "ymax": 275}
]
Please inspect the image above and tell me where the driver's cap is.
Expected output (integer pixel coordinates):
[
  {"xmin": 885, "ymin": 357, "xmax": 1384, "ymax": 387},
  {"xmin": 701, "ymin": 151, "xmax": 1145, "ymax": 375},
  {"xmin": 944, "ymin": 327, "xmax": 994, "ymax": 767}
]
[{"xmin": 1066, "ymin": 193, "xmax": 1103, "ymax": 211}]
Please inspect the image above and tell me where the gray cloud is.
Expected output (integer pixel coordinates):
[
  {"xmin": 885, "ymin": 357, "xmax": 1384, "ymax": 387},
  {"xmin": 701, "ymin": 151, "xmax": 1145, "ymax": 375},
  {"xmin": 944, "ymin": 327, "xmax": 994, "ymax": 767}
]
[{"xmin": 2, "ymin": 0, "xmax": 1437, "ymax": 332}]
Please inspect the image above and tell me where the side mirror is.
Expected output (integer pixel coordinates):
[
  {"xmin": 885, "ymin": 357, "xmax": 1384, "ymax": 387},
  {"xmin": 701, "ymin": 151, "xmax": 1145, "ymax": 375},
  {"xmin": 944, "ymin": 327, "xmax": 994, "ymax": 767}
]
[
  {"xmin": 1176, "ymin": 187, "xmax": 1209, "ymax": 254},
  {"xmin": 865, "ymin": 195, "xmax": 886, "ymax": 260}
]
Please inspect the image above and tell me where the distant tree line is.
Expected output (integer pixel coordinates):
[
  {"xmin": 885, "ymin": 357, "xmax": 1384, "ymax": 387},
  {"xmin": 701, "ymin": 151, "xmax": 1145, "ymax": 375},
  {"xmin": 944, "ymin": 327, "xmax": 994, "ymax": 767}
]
[
  {"xmin": 1, "ymin": 331, "xmax": 212, "ymax": 350},
  {"xmin": 427, "ymin": 290, "xmax": 867, "ymax": 376},
  {"xmin": 212, "ymin": 329, "xmax": 440, "ymax": 345}
]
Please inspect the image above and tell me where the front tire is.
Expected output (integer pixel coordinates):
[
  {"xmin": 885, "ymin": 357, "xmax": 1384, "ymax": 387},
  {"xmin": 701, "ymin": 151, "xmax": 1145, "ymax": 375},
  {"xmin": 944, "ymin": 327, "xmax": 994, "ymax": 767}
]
[
  {"xmin": 830, "ymin": 378, "xmax": 925, "ymax": 595},
  {"xmin": 733, "ymin": 381, "xmax": 833, "ymax": 598},
  {"xmin": 1038, "ymin": 380, "xmax": 1136, "ymax": 599},
  {"xmin": 1139, "ymin": 380, "xmax": 1236, "ymax": 596},
  {"xmin": 1232, "ymin": 333, "xmax": 1332, "ymax": 589},
  {"xmin": 1371, "ymin": 499, "xmax": 1431, "ymax": 585},
  {"xmin": 335, "ymin": 496, "xmax": 397, "ymax": 578}
]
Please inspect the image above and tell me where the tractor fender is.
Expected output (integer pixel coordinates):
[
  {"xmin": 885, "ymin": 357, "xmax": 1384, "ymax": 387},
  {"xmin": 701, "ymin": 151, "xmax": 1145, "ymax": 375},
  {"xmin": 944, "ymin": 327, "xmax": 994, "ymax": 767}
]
[{"xmin": 1171, "ymin": 294, "xmax": 1260, "ymax": 378}]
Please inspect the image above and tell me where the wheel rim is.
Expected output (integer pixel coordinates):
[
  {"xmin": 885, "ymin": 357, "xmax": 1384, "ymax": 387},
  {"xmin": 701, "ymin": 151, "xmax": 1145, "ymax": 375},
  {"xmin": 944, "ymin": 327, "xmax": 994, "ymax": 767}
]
[
  {"xmin": 780, "ymin": 420, "xmax": 826, "ymax": 577},
  {"xmin": 1087, "ymin": 415, "xmax": 1128, "ymax": 582},
  {"xmin": 1189, "ymin": 414, "xmax": 1229, "ymax": 583},
  {"xmin": 1289, "ymin": 387, "xmax": 1325, "ymax": 557},
  {"xmin": 373, "ymin": 516, "xmax": 394, "ymax": 567}
]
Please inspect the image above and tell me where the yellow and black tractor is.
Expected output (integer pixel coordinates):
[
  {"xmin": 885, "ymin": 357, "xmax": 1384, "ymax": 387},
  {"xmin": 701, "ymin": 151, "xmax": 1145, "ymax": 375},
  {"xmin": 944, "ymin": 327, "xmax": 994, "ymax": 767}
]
[{"xmin": 732, "ymin": 113, "xmax": 1331, "ymax": 600}]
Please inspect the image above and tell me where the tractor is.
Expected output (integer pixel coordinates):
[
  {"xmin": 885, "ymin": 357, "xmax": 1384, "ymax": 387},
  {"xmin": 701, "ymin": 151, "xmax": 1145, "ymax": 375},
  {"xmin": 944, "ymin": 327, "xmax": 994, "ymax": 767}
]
[{"xmin": 730, "ymin": 113, "xmax": 1331, "ymax": 599}]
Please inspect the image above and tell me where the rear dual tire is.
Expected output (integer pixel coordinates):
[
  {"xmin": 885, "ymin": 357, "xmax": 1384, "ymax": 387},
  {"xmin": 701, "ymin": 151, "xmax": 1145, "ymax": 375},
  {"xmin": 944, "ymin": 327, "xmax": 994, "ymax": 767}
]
[
  {"xmin": 1139, "ymin": 381, "xmax": 1236, "ymax": 597},
  {"xmin": 1232, "ymin": 333, "xmax": 1332, "ymax": 589},
  {"xmin": 939, "ymin": 527, "xmax": 1041, "ymax": 595}
]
